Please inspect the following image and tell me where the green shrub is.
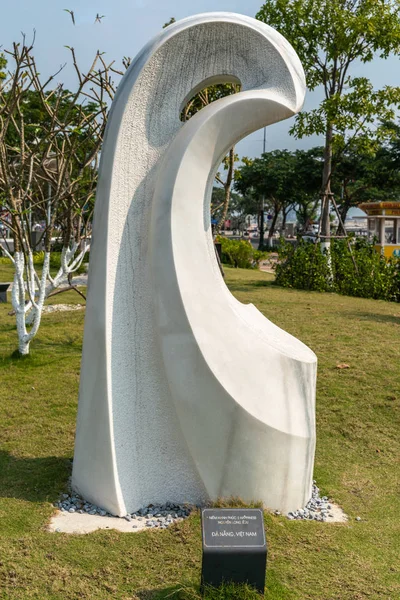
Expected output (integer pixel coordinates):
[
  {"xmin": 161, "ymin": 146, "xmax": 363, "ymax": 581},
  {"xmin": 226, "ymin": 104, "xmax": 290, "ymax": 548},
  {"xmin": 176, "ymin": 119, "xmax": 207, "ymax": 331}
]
[
  {"xmin": 30, "ymin": 251, "xmax": 62, "ymax": 268},
  {"xmin": 275, "ymin": 238, "xmax": 400, "ymax": 302},
  {"xmin": 34, "ymin": 251, "xmax": 89, "ymax": 273},
  {"xmin": 332, "ymin": 237, "xmax": 400, "ymax": 301},
  {"xmin": 252, "ymin": 249, "xmax": 269, "ymax": 266},
  {"xmin": 0, "ymin": 251, "xmax": 89, "ymax": 274},
  {"xmin": 216, "ymin": 236, "xmax": 269, "ymax": 269},
  {"xmin": 275, "ymin": 239, "xmax": 332, "ymax": 292},
  {"xmin": 32, "ymin": 251, "xmax": 45, "ymax": 265}
]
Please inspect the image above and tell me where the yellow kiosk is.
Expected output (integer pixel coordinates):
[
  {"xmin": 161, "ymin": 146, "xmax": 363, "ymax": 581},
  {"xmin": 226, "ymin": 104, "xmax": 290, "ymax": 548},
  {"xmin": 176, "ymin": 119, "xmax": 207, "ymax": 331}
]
[{"xmin": 358, "ymin": 202, "xmax": 400, "ymax": 259}]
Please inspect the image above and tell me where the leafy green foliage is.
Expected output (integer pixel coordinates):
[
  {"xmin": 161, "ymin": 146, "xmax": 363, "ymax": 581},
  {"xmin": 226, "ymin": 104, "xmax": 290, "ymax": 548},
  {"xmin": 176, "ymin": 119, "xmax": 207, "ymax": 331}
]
[
  {"xmin": 333, "ymin": 237, "xmax": 400, "ymax": 300},
  {"xmin": 27, "ymin": 251, "xmax": 88, "ymax": 273},
  {"xmin": 258, "ymin": 0, "xmax": 400, "ymax": 90},
  {"xmin": 163, "ymin": 17, "xmax": 176, "ymax": 28},
  {"xmin": 333, "ymin": 134, "xmax": 400, "ymax": 226},
  {"xmin": 4, "ymin": 89, "xmax": 99, "ymax": 150},
  {"xmin": 256, "ymin": 0, "xmax": 400, "ymax": 152},
  {"xmin": 217, "ymin": 236, "xmax": 268, "ymax": 269},
  {"xmin": 256, "ymin": 0, "xmax": 400, "ymax": 148},
  {"xmin": 1, "ymin": 88, "xmax": 100, "ymax": 231},
  {"xmin": 257, "ymin": 0, "xmax": 400, "ymax": 237},
  {"xmin": 181, "ymin": 82, "xmax": 240, "ymax": 122},
  {"xmin": 0, "ymin": 52, "xmax": 6, "ymax": 82},
  {"xmin": 0, "ymin": 251, "xmax": 89, "ymax": 275},
  {"xmin": 235, "ymin": 149, "xmax": 321, "ymax": 205},
  {"xmin": 211, "ymin": 186, "xmax": 242, "ymax": 222},
  {"xmin": 292, "ymin": 77, "xmax": 400, "ymax": 151},
  {"xmin": 233, "ymin": 137, "xmax": 400, "ymax": 238},
  {"xmin": 234, "ymin": 149, "xmax": 322, "ymax": 237},
  {"xmin": 275, "ymin": 240, "xmax": 333, "ymax": 292},
  {"xmin": 276, "ymin": 238, "xmax": 400, "ymax": 301}
]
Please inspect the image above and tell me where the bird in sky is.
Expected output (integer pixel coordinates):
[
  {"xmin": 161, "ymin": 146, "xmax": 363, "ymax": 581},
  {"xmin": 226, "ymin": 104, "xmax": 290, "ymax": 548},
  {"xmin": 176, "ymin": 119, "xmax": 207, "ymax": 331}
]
[
  {"xmin": 63, "ymin": 9, "xmax": 75, "ymax": 26},
  {"xmin": 94, "ymin": 14, "xmax": 105, "ymax": 24}
]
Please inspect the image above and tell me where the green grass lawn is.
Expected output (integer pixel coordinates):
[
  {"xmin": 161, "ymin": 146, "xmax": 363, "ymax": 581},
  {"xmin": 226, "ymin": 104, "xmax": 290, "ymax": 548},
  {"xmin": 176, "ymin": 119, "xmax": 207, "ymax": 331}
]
[
  {"xmin": 0, "ymin": 261, "xmax": 62, "ymax": 283},
  {"xmin": 0, "ymin": 267, "xmax": 399, "ymax": 599},
  {"xmin": 0, "ymin": 261, "xmax": 15, "ymax": 283},
  {"xmin": 0, "ymin": 259, "xmax": 86, "ymax": 306}
]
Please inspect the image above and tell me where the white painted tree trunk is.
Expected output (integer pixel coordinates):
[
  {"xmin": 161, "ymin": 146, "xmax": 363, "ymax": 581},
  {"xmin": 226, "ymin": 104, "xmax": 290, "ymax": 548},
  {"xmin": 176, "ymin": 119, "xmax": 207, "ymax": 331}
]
[
  {"xmin": 11, "ymin": 251, "xmax": 50, "ymax": 355},
  {"xmin": 3, "ymin": 241, "xmax": 88, "ymax": 354},
  {"xmin": 320, "ymin": 240, "xmax": 333, "ymax": 284},
  {"xmin": 320, "ymin": 240, "xmax": 331, "ymax": 260},
  {"xmin": 25, "ymin": 242, "xmax": 88, "ymax": 327}
]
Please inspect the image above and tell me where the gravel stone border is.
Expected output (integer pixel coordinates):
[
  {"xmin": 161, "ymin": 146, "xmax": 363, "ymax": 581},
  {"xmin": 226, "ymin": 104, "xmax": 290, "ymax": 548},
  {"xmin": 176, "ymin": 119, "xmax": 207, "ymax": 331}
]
[
  {"xmin": 53, "ymin": 479, "xmax": 346, "ymax": 533},
  {"xmin": 281, "ymin": 482, "xmax": 338, "ymax": 522},
  {"xmin": 55, "ymin": 492, "xmax": 193, "ymax": 530}
]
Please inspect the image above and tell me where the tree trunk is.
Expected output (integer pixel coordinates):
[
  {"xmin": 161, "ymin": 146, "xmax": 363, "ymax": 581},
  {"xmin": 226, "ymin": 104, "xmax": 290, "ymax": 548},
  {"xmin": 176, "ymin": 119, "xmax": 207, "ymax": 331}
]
[
  {"xmin": 336, "ymin": 203, "xmax": 350, "ymax": 235},
  {"xmin": 12, "ymin": 213, "xmax": 22, "ymax": 252},
  {"xmin": 215, "ymin": 147, "xmax": 235, "ymax": 235},
  {"xmin": 321, "ymin": 124, "xmax": 333, "ymax": 252},
  {"xmin": 17, "ymin": 321, "xmax": 30, "ymax": 355},
  {"xmin": 266, "ymin": 207, "xmax": 279, "ymax": 249},
  {"xmin": 12, "ymin": 251, "xmax": 52, "ymax": 354},
  {"xmin": 258, "ymin": 199, "xmax": 265, "ymax": 250},
  {"xmin": 281, "ymin": 208, "xmax": 289, "ymax": 235}
]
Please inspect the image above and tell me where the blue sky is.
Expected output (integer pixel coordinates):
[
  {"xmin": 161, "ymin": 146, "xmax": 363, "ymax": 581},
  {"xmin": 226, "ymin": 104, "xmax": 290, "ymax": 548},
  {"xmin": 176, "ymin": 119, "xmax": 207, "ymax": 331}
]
[{"xmin": 1, "ymin": 0, "xmax": 399, "ymax": 160}]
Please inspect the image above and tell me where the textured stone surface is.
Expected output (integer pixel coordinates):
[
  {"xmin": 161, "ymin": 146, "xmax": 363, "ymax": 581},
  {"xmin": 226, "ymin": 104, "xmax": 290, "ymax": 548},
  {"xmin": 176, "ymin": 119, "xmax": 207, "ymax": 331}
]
[
  {"xmin": 72, "ymin": 12, "xmax": 317, "ymax": 517},
  {"xmin": 50, "ymin": 492, "xmax": 193, "ymax": 534}
]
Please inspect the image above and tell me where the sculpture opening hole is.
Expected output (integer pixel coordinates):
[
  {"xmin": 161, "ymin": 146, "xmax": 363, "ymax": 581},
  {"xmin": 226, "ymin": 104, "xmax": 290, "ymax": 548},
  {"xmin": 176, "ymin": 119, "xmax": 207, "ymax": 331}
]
[
  {"xmin": 179, "ymin": 76, "xmax": 241, "ymax": 122},
  {"xmin": 179, "ymin": 77, "xmax": 241, "ymax": 236}
]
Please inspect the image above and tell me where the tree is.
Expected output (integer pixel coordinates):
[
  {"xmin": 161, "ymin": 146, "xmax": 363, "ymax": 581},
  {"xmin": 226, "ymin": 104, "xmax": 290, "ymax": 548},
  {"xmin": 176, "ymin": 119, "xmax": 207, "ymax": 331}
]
[
  {"xmin": 235, "ymin": 149, "xmax": 321, "ymax": 247},
  {"xmin": 0, "ymin": 52, "xmax": 6, "ymax": 83},
  {"xmin": 373, "ymin": 120, "xmax": 400, "ymax": 183},
  {"xmin": 212, "ymin": 187, "xmax": 254, "ymax": 233},
  {"xmin": 289, "ymin": 147, "xmax": 324, "ymax": 233},
  {"xmin": 234, "ymin": 159, "xmax": 273, "ymax": 249},
  {"xmin": 295, "ymin": 195, "xmax": 319, "ymax": 232},
  {"xmin": 332, "ymin": 131, "xmax": 400, "ymax": 232},
  {"xmin": 163, "ymin": 17, "xmax": 176, "ymax": 28},
  {"xmin": 382, "ymin": 120, "xmax": 400, "ymax": 168},
  {"xmin": 211, "ymin": 186, "xmax": 242, "ymax": 226},
  {"xmin": 257, "ymin": 0, "xmax": 400, "ymax": 249},
  {"xmin": 0, "ymin": 38, "xmax": 124, "ymax": 354}
]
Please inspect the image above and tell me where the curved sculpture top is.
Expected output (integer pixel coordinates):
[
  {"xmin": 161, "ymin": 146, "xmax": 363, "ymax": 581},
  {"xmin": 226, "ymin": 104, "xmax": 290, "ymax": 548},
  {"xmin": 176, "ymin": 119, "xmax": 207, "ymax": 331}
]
[{"xmin": 72, "ymin": 12, "xmax": 317, "ymax": 517}]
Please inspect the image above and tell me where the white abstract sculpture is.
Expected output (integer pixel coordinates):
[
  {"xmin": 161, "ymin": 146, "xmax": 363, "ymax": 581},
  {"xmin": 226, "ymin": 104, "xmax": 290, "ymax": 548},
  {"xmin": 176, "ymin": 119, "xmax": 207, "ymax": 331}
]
[{"xmin": 72, "ymin": 12, "xmax": 317, "ymax": 517}]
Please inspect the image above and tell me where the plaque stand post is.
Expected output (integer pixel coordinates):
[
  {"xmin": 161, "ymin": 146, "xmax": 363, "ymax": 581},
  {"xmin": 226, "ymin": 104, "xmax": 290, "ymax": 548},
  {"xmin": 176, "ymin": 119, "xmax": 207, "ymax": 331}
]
[{"xmin": 201, "ymin": 508, "xmax": 267, "ymax": 594}]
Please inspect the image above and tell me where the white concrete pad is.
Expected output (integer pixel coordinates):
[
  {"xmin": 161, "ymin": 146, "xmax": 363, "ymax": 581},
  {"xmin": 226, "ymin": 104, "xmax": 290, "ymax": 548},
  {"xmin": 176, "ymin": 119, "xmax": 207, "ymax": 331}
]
[
  {"xmin": 48, "ymin": 511, "xmax": 149, "ymax": 534},
  {"xmin": 48, "ymin": 501, "xmax": 347, "ymax": 535},
  {"xmin": 43, "ymin": 304, "xmax": 84, "ymax": 313},
  {"xmin": 327, "ymin": 503, "xmax": 348, "ymax": 523}
]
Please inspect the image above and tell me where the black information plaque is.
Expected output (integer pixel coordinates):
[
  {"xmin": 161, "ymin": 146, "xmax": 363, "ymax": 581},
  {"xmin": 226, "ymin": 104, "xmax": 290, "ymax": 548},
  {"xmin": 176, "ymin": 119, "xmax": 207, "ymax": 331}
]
[{"xmin": 201, "ymin": 508, "xmax": 267, "ymax": 594}]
